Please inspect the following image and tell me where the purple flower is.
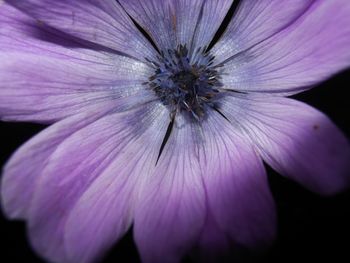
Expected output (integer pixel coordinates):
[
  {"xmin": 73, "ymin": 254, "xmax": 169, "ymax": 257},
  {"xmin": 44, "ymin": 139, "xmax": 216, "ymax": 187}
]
[{"xmin": 0, "ymin": 0, "xmax": 349, "ymax": 262}]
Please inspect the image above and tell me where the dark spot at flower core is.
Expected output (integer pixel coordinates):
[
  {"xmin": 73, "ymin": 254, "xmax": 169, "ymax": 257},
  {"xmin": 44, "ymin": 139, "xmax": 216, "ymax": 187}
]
[
  {"xmin": 145, "ymin": 44, "xmax": 224, "ymax": 121},
  {"xmin": 313, "ymin": 124, "xmax": 319, "ymax": 130}
]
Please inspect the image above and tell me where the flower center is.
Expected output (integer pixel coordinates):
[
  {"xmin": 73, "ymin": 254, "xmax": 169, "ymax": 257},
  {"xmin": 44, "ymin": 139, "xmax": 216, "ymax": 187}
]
[{"xmin": 146, "ymin": 45, "xmax": 223, "ymax": 121}]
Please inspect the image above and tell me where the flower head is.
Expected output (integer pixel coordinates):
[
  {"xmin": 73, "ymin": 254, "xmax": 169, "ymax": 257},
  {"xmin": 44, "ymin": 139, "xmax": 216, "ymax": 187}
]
[{"xmin": 0, "ymin": 1, "xmax": 349, "ymax": 263}]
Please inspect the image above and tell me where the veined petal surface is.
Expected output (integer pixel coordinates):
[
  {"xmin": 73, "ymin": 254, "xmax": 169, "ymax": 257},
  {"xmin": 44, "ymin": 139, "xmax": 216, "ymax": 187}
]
[
  {"xmin": 216, "ymin": 0, "xmax": 350, "ymax": 95},
  {"xmin": 3, "ymin": 102, "xmax": 169, "ymax": 263},
  {"xmin": 135, "ymin": 111, "xmax": 276, "ymax": 263},
  {"xmin": 134, "ymin": 114, "xmax": 207, "ymax": 263},
  {"xmin": 119, "ymin": 0, "xmax": 232, "ymax": 50},
  {"xmin": 0, "ymin": 99, "xmax": 126, "ymax": 220},
  {"xmin": 5, "ymin": 0, "xmax": 157, "ymax": 60},
  {"xmin": 220, "ymin": 94, "xmax": 350, "ymax": 195},
  {"xmin": 212, "ymin": 0, "xmax": 315, "ymax": 62},
  {"xmin": 0, "ymin": 3, "xmax": 154, "ymax": 123},
  {"xmin": 199, "ymin": 111, "xmax": 276, "ymax": 248}
]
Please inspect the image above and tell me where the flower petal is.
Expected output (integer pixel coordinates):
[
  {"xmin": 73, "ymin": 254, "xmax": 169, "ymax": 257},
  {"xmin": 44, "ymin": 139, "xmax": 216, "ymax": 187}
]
[
  {"xmin": 212, "ymin": 0, "xmax": 315, "ymax": 62},
  {"xmin": 134, "ymin": 115, "xmax": 206, "ymax": 263},
  {"xmin": 217, "ymin": 0, "xmax": 350, "ymax": 95},
  {"xmin": 0, "ymin": 4, "xmax": 154, "ymax": 123},
  {"xmin": 200, "ymin": 111, "xmax": 276, "ymax": 248},
  {"xmin": 119, "ymin": 0, "xmax": 231, "ymax": 50},
  {"xmin": 5, "ymin": 0, "xmax": 157, "ymax": 60},
  {"xmin": 220, "ymin": 94, "xmax": 350, "ymax": 195},
  {"xmin": 24, "ymin": 103, "xmax": 169, "ymax": 263},
  {"xmin": 172, "ymin": 0, "xmax": 232, "ymax": 49},
  {"xmin": 0, "ymin": 100, "xmax": 120, "ymax": 220},
  {"xmin": 134, "ymin": 110, "xmax": 276, "ymax": 263},
  {"xmin": 191, "ymin": 0, "xmax": 233, "ymax": 50}
]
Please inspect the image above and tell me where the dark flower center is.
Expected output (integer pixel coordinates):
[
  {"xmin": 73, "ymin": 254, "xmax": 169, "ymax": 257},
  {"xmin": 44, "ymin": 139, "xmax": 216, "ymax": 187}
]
[{"xmin": 146, "ymin": 45, "xmax": 223, "ymax": 121}]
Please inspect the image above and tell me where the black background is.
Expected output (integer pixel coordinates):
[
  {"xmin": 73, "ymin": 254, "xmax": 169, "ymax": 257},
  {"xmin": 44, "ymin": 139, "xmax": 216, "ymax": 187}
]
[{"xmin": 1, "ymin": 0, "xmax": 350, "ymax": 262}]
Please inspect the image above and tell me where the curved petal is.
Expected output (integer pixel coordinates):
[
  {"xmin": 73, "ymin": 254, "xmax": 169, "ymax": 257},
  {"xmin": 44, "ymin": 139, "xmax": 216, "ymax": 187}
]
[
  {"xmin": 190, "ymin": 0, "xmax": 232, "ymax": 51},
  {"xmin": 173, "ymin": 0, "xmax": 232, "ymax": 50},
  {"xmin": 24, "ymin": 103, "xmax": 169, "ymax": 263},
  {"xmin": 119, "ymin": 0, "xmax": 232, "ymax": 50},
  {"xmin": 5, "ymin": 0, "xmax": 157, "ymax": 60},
  {"xmin": 119, "ymin": 0, "xmax": 175, "ymax": 51},
  {"xmin": 220, "ymin": 94, "xmax": 350, "ymax": 195},
  {"xmin": 212, "ymin": 0, "xmax": 315, "ymax": 63},
  {"xmin": 134, "ymin": 109, "xmax": 276, "ymax": 263},
  {"xmin": 62, "ymin": 104, "xmax": 170, "ymax": 263},
  {"xmin": 0, "ymin": 4, "xmax": 154, "ymax": 123},
  {"xmin": 0, "ymin": 99, "xmax": 120, "ymax": 220},
  {"xmin": 200, "ymin": 111, "xmax": 276, "ymax": 248},
  {"xmin": 217, "ymin": 0, "xmax": 350, "ymax": 95},
  {"xmin": 134, "ymin": 115, "xmax": 206, "ymax": 263}
]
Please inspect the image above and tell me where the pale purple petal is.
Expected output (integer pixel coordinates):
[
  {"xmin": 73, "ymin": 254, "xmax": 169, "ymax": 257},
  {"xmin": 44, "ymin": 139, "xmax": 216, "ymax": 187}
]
[
  {"xmin": 200, "ymin": 111, "xmax": 276, "ymax": 248},
  {"xmin": 0, "ymin": 4, "xmax": 154, "ymax": 122},
  {"xmin": 134, "ymin": 110, "xmax": 276, "ymax": 263},
  {"xmin": 0, "ymin": 99, "xmax": 121, "ymax": 220},
  {"xmin": 0, "ymin": 54, "xmax": 153, "ymax": 122},
  {"xmin": 111, "ymin": 0, "xmax": 175, "ymax": 51},
  {"xmin": 172, "ymin": 0, "xmax": 232, "ymax": 49},
  {"xmin": 217, "ymin": 0, "xmax": 350, "ymax": 95},
  {"xmin": 220, "ymin": 94, "xmax": 350, "ymax": 195},
  {"xmin": 24, "ymin": 103, "xmax": 169, "ymax": 263},
  {"xmin": 119, "ymin": 0, "xmax": 231, "ymax": 50},
  {"xmin": 191, "ymin": 0, "xmax": 232, "ymax": 49},
  {"xmin": 5, "ymin": 0, "xmax": 157, "ymax": 60},
  {"xmin": 63, "ymin": 104, "xmax": 170, "ymax": 263},
  {"xmin": 134, "ymin": 115, "xmax": 206, "ymax": 263},
  {"xmin": 198, "ymin": 113, "xmax": 276, "ymax": 263},
  {"xmin": 212, "ymin": 0, "xmax": 314, "ymax": 63}
]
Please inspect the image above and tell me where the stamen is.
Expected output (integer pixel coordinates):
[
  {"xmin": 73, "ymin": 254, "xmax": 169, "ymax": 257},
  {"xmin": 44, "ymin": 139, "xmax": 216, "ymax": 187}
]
[{"xmin": 145, "ymin": 44, "xmax": 224, "ymax": 121}]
